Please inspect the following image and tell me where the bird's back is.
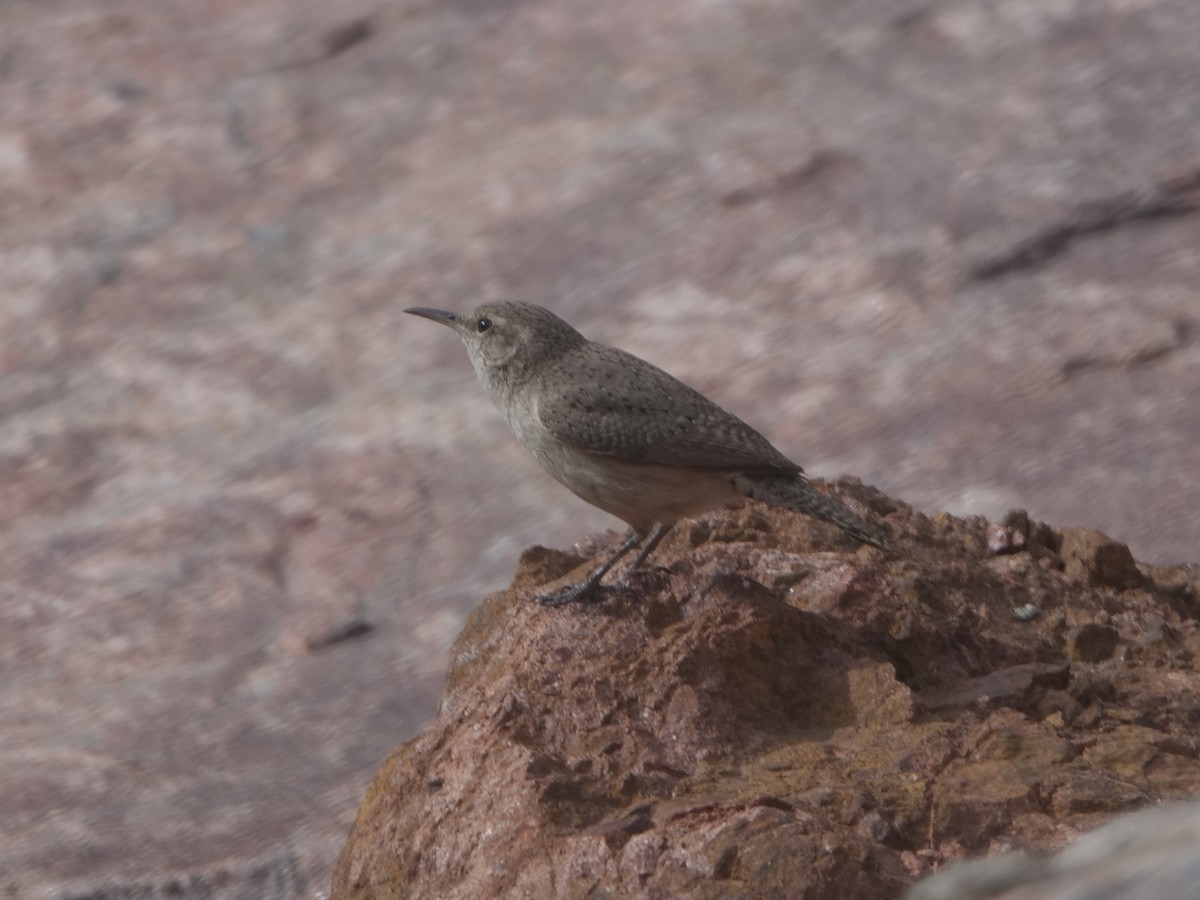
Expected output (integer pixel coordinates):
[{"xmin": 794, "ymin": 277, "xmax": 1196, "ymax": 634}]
[{"xmin": 533, "ymin": 340, "xmax": 801, "ymax": 476}]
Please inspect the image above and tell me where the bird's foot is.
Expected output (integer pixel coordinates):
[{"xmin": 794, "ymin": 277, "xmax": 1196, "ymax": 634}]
[{"xmin": 536, "ymin": 580, "xmax": 603, "ymax": 606}]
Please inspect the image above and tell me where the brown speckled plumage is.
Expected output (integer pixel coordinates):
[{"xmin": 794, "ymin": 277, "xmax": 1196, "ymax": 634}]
[{"xmin": 538, "ymin": 341, "xmax": 799, "ymax": 475}]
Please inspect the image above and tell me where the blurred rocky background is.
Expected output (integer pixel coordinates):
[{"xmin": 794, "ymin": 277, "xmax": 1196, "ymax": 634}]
[{"xmin": 1, "ymin": 0, "xmax": 1197, "ymax": 896}]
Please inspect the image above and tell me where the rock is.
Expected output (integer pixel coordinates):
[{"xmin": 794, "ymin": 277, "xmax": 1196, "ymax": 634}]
[
  {"xmin": 1013, "ymin": 603, "xmax": 1042, "ymax": 622},
  {"xmin": 989, "ymin": 509, "xmax": 1062, "ymax": 570},
  {"xmin": 331, "ymin": 501, "xmax": 1200, "ymax": 899},
  {"xmin": 1067, "ymin": 623, "xmax": 1122, "ymax": 662},
  {"xmin": 1061, "ymin": 529, "xmax": 1146, "ymax": 591},
  {"xmin": 922, "ymin": 663, "xmax": 1071, "ymax": 714},
  {"xmin": 907, "ymin": 802, "xmax": 1200, "ymax": 900},
  {"xmin": 846, "ymin": 660, "xmax": 914, "ymax": 727}
]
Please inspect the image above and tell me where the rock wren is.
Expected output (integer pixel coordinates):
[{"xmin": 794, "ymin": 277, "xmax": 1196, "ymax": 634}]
[{"xmin": 406, "ymin": 301, "xmax": 891, "ymax": 605}]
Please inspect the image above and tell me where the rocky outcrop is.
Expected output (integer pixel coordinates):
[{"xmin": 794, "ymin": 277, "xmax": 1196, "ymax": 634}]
[{"xmin": 331, "ymin": 485, "xmax": 1200, "ymax": 899}]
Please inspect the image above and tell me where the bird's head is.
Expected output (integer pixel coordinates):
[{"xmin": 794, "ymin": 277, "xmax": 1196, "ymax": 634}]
[{"xmin": 405, "ymin": 301, "xmax": 585, "ymax": 390}]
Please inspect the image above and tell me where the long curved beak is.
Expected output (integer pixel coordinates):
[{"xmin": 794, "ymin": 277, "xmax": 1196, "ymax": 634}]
[{"xmin": 404, "ymin": 307, "xmax": 460, "ymax": 329}]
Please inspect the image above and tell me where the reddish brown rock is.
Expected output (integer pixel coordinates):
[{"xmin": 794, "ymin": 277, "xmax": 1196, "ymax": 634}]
[
  {"xmin": 1060, "ymin": 529, "xmax": 1145, "ymax": 591},
  {"xmin": 331, "ymin": 493, "xmax": 1200, "ymax": 899},
  {"xmin": 1067, "ymin": 623, "xmax": 1121, "ymax": 663}
]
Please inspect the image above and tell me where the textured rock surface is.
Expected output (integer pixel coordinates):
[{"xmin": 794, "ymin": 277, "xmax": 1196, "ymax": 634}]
[
  {"xmin": 3, "ymin": 0, "xmax": 1200, "ymax": 895},
  {"xmin": 908, "ymin": 802, "xmax": 1200, "ymax": 900},
  {"xmin": 332, "ymin": 492, "xmax": 1200, "ymax": 899}
]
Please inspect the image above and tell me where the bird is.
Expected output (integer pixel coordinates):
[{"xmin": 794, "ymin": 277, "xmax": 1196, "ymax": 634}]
[{"xmin": 406, "ymin": 301, "xmax": 891, "ymax": 605}]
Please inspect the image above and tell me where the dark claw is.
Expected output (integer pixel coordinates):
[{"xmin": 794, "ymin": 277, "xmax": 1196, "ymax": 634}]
[{"xmin": 536, "ymin": 581, "xmax": 601, "ymax": 606}]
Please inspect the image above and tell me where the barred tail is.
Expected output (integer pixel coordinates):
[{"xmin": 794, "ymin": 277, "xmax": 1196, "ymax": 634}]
[{"xmin": 734, "ymin": 473, "xmax": 892, "ymax": 551}]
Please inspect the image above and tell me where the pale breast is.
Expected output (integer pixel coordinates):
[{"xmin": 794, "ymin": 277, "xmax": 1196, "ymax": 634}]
[
  {"xmin": 532, "ymin": 448, "xmax": 743, "ymax": 532},
  {"xmin": 498, "ymin": 384, "xmax": 743, "ymax": 531}
]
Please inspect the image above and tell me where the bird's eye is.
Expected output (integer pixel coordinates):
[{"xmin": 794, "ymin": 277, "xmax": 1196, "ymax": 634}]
[{"xmin": 476, "ymin": 316, "xmax": 493, "ymax": 334}]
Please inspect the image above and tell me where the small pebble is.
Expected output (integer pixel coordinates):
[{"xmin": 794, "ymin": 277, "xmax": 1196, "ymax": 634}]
[{"xmin": 1013, "ymin": 603, "xmax": 1041, "ymax": 622}]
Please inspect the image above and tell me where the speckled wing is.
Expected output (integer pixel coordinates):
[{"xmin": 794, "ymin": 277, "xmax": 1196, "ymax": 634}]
[{"xmin": 537, "ymin": 343, "xmax": 801, "ymax": 475}]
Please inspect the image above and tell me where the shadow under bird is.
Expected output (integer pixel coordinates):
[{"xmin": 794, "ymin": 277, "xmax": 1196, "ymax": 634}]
[{"xmin": 406, "ymin": 301, "xmax": 891, "ymax": 606}]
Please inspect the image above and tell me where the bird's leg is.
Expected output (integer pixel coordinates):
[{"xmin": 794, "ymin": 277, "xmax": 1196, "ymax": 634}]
[
  {"xmin": 628, "ymin": 522, "xmax": 672, "ymax": 571},
  {"xmin": 537, "ymin": 529, "xmax": 644, "ymax": 606}
]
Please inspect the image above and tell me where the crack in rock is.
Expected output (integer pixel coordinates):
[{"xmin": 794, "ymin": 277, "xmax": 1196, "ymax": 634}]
[{"xmin": 967, "ymin": 169, "xmax": 1200, "ymax": 282}]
